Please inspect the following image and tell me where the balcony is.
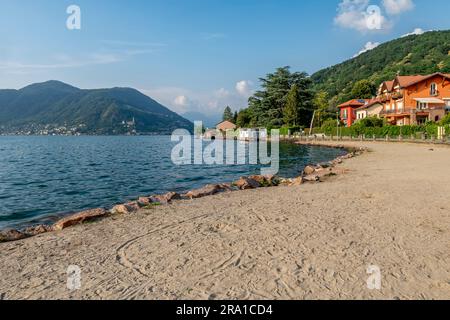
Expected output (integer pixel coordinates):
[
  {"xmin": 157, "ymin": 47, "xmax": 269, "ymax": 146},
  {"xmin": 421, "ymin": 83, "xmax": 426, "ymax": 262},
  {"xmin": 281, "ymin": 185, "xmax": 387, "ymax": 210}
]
[
  {"xmin": 391, "ymin": 92, "xmax": 403, "ymax": 100},
  {"xmin": 381, "ymin": 109, "xmax": 398, "ymax": 115},
  {"xmin": 381, "ymin": 106, "xmax": 446, "ymax": 116}
]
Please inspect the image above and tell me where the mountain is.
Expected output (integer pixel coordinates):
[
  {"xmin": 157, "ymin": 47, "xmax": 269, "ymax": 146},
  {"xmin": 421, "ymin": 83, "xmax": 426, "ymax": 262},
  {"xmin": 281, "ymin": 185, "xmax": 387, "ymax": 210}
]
[
  {"xmin": 0, "ymin": 81, "xmax": 193, "ymax": 135},
  {"xmin": 181, "ymin": 111, "xmax": 222, "ymax": 128},
  {"xmin": 311, "ymin": 30, "xmax": 450, "ymax": 104}
]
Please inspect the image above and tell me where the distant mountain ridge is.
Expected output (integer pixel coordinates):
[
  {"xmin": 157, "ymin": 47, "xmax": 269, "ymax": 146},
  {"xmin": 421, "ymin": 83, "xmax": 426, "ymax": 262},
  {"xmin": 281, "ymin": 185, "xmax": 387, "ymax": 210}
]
[
  {"xmin": 181, "ymin": 111, "xmax": 222, "ymax": 128},
  {"xmin": 0, "ymin": 80, "xmax": 193, "ymax": 135},
  {"xmin": 311, "ymin": 30, "xmax": 450, "ymax": 105}
]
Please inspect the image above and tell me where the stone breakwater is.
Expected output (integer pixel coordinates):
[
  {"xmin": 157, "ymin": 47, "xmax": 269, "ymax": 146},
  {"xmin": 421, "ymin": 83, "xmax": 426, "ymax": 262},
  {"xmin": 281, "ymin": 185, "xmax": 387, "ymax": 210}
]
[{"xmin": 0, "ymin": 145, "xmax": 367, "ymax": 243}]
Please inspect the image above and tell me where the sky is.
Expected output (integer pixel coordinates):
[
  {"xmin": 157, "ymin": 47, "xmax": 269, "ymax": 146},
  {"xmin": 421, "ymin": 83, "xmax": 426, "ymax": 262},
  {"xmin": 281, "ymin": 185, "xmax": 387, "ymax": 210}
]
[{"xmin": 1, "ymin": 0, "xmax": 450, "ymax": 117}]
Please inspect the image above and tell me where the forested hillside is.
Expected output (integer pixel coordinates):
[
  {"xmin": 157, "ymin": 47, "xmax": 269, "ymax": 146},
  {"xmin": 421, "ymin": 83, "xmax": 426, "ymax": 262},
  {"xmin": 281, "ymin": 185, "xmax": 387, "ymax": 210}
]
[{"xmin": 311, "ymin": 30, "xmax": 450, "ymax": 105}]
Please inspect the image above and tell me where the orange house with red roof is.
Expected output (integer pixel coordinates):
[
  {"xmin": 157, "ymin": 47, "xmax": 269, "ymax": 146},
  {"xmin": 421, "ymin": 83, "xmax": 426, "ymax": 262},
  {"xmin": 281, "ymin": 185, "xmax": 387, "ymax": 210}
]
[
  {"xmin": 338, "ymin": 73, "xmax": 450, "ymax": 127},
  {"xmin": 378, "ymin": 72, "xmax": 450, "ymax": 125}
]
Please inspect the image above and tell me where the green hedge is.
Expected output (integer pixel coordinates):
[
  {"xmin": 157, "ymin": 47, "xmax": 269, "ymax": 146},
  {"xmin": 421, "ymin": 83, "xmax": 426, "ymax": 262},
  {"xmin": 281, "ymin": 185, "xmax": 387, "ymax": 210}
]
[
  {"xmin": 314, "ymin": 124, "xmax": 450, "ymax": 138},
  {"xmin": 278, "ymin": 126, "xmax": 303, "ymax": 135}
]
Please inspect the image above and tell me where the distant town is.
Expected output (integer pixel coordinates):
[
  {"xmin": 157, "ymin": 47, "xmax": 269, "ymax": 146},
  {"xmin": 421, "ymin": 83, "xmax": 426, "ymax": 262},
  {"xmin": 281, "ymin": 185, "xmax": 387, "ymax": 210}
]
[{"xmin": 0, "ymin": 119, "xmax": 138, "ymax": 136}]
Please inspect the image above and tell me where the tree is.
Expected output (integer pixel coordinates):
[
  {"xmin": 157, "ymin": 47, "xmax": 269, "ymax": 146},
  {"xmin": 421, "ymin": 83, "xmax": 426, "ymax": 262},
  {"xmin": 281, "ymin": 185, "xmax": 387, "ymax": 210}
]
[
  {"xmin": 222, "ymin": 106, "xmax": 234, "ymax": 122},
  {"xmin": 246, "ymin": 66, "xmax": 313, "ymax": 127},
  {"xmin": 313, "ymin": 90, "xmax": 333, "ymax": 127},
  {"xmin": 351, "ymin": 80, "xmax": 377, "ymax": 99},
  {"xmin": 233, "ymin": 111, "xmax": 238, "ymax": 123},
  {"xmin": 236, "ymin": 109, "xmax": 252, "ymax": 128},
  {"xmin": 283, "ymin": 85, "xmax": 299, "ymax": 126},
  {"xmin": 440, "ymin": 113, "xmax": 450, "ymax": 125}
]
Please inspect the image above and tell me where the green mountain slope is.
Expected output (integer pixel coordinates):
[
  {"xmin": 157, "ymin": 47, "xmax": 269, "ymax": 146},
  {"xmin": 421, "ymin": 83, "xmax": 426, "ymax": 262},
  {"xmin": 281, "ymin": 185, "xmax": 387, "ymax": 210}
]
[
  {"xmin": 0, "ymin": 81, "xmax": 192, "ymax": 135},
  {"xmin": 311, "ymin": 30, "xmax": 450, "ymax": 104}
]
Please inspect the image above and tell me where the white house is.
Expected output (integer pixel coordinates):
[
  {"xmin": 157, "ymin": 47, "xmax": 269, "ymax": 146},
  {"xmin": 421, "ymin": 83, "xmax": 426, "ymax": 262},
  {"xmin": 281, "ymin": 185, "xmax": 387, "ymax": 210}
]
[{"xmin": 356, "ymin": 100, "xmax": 384, "ymax": 120}]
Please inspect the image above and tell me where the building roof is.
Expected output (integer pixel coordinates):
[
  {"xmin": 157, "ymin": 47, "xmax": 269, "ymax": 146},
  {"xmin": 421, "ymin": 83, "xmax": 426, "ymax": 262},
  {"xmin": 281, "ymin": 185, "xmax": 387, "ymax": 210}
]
[
  {"xmin": 380, "ymin": 80, "xmax": 395, "ymax": 92},
  {"xmin": 355, "ymin": 99, "xmax": 383, "ymax": 111},
  {"xmin": 216, "ymin": 120, "xmax": 237, "ymax": 130},
  {"xmin": 385, "ymin": 81, "xmax": 394, "ymax": 91},
  {"xmin": 337, "ymin": 99, "xmax": 367, "ymax": 108},
  {"xmin": 395, "ymin": 75, "xmax": 426, "ymax": 88},
  {"xmin": 394, "ymin": 73, "xmax": 450, "ymax": 88}
]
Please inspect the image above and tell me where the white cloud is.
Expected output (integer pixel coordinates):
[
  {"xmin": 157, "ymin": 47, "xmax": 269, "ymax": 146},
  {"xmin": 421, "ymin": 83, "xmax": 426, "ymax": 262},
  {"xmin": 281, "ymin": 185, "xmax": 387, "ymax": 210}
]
[
  {"xmin": 215, "ymin": 88, "xmax": 230, "ymax": 98},
  {"xmin": 382, "ymin": 0, "xmax": 414, "ymax": 15},
  {"xmin": 335, "ymin": 0, "xmax": 415, "ymax": 32},
  {"xmin": 353, "ymin": 41, "xmax": 380, "ymax": 57},
  {"xmin": 0, "ymin": 53, "xmax": 122, "ymax": 70},
  {"xmin": 174, "ymin": 95, "xmax": 189, "ymax": 107},
  {"xmin": 141, "ymin": 81, "xmax": 253, "ymax": 116},
  {"xmin": 334, "ymin": 0, "xmax": 389, "ymax": 32},
  {"xmin": 235, "ymin": 80, "xmax": 253, "ymax": 97},
  {"xmin": 401, "ymin": 27, "xmax": 425, "ymax": 37}
]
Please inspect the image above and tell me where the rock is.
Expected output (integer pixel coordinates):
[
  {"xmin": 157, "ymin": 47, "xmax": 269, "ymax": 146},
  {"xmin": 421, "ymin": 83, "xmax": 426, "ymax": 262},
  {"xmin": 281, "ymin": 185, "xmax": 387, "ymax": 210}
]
[
  {"xmin": 23, "ymin": 225, "xmax": 53, "ymax": 236},
  {"xmin": 219, "ymin": 183, "xmax": 234, "ymax": 191},
  {"xmin": 289, "ymin": 177, "xmax": 304, "ymax": 186},
  {"xmin": 342, "ymin": 153, "xmax": 353, "ymax": 159},
  {"xmin": 303, "ymin": 174, "xmax": 320, "ymax": 182},
  {"xmin": 0, "ymin": 229, "xmax": 27, "ymax": 242},
  {"xmin": 137, "ymin": 197, "xmax": 151, "ymax": 207},
  {"xmin": 233, "ymin": 177, "xmax": 261, "ymax": 190},
  {"xmin": 184, "ymin": 184, "xmax": 224, "ymax": 199},
  {"xmin": 149, "ymin": 192, "xmax": 182, "ymax": 204},
  {"xmin": 317, "ymin": 162, "xmax": 331, "ymax": 169},
  {"xmin": 303, "ymin": 165, "xmax": 316, "ymax": 175},
  {"xmin": 53, "ymin": 208, "xmax": 108, "ymax": 231},
  {"xmin": 303, "ymin": 169, "xmax": 336, "ymax": 182},
  {"xmin": 248, "ymin": 175, "xmax": 279, "ymax": 187},
  {"xmin": 111, "ymin": 201, "xmax": 140, "ymax": 215},
  {"xmin": 278, "ymin": 178, "xmax": 292, "ymax": 186}
]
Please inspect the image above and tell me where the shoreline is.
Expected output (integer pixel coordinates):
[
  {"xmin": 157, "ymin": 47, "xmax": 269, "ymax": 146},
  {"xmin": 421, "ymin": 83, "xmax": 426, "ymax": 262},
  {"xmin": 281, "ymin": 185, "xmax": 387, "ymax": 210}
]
[
  {"xmin": 0, "ymin": 140, "xmax": 449, "ymax": 299},
  {"xmin": 0, "ymin": 141, "xmax": 356, "ymax": 243}
]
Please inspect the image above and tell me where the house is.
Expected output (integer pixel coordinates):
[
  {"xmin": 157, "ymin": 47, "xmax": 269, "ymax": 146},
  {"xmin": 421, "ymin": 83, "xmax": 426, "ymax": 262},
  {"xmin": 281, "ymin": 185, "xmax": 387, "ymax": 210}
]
[
  {"xmin": 216, "ymin": 121, "xmax": 237, "ymax": 133},
  {"xmin": 337, "ymin": 99, "xmax": 367, "ymax": 127},
  {"xmin": 378, "ymin": 73, "xmax": 450, "ymax": 125},
  {"xmin": 355, "ymin": 99, "xmax": 384, "ymax": 120}
]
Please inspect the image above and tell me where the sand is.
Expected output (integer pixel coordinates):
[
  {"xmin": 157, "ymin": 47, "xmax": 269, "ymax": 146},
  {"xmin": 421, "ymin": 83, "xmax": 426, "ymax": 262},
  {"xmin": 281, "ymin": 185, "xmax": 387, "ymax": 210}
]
[{"xmin": 0, "ymin": 141, "xmax": 449, "ymax": 300}]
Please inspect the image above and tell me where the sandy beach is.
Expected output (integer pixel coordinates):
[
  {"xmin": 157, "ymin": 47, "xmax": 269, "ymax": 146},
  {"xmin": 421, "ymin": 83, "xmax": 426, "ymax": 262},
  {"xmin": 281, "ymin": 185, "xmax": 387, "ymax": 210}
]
[{"xmin": 0, "ymin": 141, "xmax": 449, "ymax": 300}]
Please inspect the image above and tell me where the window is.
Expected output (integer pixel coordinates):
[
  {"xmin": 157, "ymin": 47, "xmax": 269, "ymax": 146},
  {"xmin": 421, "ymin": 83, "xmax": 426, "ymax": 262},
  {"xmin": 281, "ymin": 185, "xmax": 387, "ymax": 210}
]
[
  {"xmin": 430, "ymin": 83, "xmax": 438, "ymax": 96},
  {"xmin": 342, "ymin": 109, "xmax": 348, "ymax": 119},
  {"xmin": 417, "ymin": 101, "xmax": 428, "ymax": 110}
]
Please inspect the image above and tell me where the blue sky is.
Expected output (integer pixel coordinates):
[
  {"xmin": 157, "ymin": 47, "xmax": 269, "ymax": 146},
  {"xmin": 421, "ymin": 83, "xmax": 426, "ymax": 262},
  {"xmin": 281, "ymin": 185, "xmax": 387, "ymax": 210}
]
[{"xmin": 1, "ymin": 0, "xmax": 450, "ymax": 117}]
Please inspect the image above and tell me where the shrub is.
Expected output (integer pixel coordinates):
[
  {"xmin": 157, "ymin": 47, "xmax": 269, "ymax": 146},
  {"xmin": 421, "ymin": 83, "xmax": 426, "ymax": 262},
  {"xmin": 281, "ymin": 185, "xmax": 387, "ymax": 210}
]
[
  {"xmin": 279, "ymin": 126, "xmax": 303, "ymax": 135},
  {"xmin": 320, "ymin": 119, "xmax": 339, "ymax": 135},
  {"xmin": 440, "ymin": 113, "xmax": 450, "ymax": 126}
]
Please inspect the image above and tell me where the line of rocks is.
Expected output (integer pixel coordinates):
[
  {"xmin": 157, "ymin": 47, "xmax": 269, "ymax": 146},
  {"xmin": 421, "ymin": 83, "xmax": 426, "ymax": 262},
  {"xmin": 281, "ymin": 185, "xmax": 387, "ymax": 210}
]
[{"xmin": 0, "ymin": 147, "xmax": 367, "ymax": 243}]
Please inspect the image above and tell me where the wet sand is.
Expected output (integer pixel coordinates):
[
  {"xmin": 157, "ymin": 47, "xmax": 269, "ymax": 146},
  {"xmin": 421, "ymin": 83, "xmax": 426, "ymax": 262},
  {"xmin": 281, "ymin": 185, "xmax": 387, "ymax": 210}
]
[{"xmin": 0, "ymin": 141, "xmax": 449, "ymax": 300}]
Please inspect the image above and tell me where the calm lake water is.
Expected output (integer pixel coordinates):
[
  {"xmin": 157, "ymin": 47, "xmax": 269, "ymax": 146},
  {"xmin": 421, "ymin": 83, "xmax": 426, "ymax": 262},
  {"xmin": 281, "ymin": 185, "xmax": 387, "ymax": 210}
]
[{"xmin": 0, "ymin": 136, "xmax": 345, "ymax": 230}]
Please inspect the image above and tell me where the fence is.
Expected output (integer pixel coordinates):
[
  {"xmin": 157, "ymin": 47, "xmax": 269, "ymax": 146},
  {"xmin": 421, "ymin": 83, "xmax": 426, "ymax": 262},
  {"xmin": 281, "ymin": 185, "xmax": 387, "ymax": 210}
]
[{"xmin": 280, "ymin": 129, "xmax": 450, "ymax": 145}]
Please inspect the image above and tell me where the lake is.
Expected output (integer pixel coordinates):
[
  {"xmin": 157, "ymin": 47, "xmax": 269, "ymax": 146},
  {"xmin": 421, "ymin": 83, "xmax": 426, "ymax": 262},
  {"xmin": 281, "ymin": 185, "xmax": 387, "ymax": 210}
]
[{"xmin": 0, "ymin": 136, "xmax": 345, "ymax": 230}]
